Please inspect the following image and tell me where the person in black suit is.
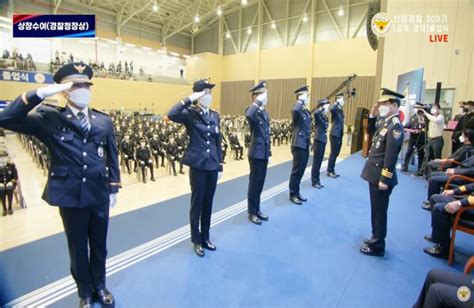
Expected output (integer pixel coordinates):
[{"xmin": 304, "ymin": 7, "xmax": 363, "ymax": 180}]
[
  {"xmin": 0, "ymin": 62, "xmax": 120, "ymax": 307},
  {"xmin": 423, "ymin": 183, "xmax": 474, "ymax": 259},
  {"xmin": 289, "ymin": 85, "xmax": 311, "ymax": 205},
  {"xmin": 452, "ymin": 100, "xmax": 474, "ymax": 154},
  {"xmin": 360, "ymin": 88, "xmax": 404, "ymax": 257},
  {"xmin": 246, "ymin": 81, "xmax": 271, "ymax": 225},
  {"xmin": 402, "ymin": 110, "xmax": 426, "ymax": 173},
  {"xmin": 136, "ymin": 138, "xmax": 155, "ymax": 183},
  {"xmin": 120, "ymin": 132, "xmax": 136, "ymax": 174},
  {"xmin": 327, "ymin": 93, "xmax": 345, "ymax": 178},
  {"xmin": 166, "ymin": 136, "xmax": 184, "ymax": 176},
  {"xmin": 311, "ymin": 99, "xmax": 330, "ymax": 189},
  {"xmin": 0, "ymin": 156, "xmax": 18, "ymax": 216},
  {"xmin": 149, "ymin": 132, "xmax": 165, "ymax": 168},
  {"xmin": 167, "ymin": 79, "xmax": 223, "ymax": 257},
  {"xmin": 229, "ymin": 132, "xmax": 244, "ymax": 160},
  {"xmin": 220, "ymin": 132, "xmax": 228, "ymax": 163}
]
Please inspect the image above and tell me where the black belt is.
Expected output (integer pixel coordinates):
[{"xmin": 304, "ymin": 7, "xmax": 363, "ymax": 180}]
[{"xmin": 430, "ymin": 136, "xmax": 443, "ymax": 141}]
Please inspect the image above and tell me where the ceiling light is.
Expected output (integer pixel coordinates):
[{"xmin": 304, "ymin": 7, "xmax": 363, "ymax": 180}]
[
  {"xmin": 302, "ymin": 14, "xmax": 308, "ymax": 23},
  {"xmin": 217, "ymin": 6, "xmax": 222, "ymax": 16},
  {"xmin": 338, "ymin": 6, "xmax": 344, "ymax": 16},
  {"xmin": 271, "ymin": 21, "xmax": 276, "ymax": 29},
  {"xmin": 194, "ymin": 15, "xmax": 200, "ymax": 23},
  {"xmin": 225, "ymin": 32, "xmax": 231, "ymax": 39},
  {"xmin": 241, "ymin": 0, "xmax": 248, "ymax": 5},
  {"xmin": 247, "ymin": 26, "xmax": 252, "ymax": 34},
  {"xmin": 152, "ymin": 3, "xmax": 158, "ymax": 12}
]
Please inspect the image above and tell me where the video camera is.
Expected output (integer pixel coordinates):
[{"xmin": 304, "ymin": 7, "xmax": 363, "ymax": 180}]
[{"xmin": 414, "ymin": 102, "xmax": 432, "ymax": 114}]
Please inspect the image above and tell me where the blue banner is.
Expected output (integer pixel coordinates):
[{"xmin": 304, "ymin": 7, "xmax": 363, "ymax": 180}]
[
  {"xmin": 0, "ymin": 69, "xmax": 54, "ymax": 84},
  {"xmin": 13, "ymin": 14, "xmax": 95, "ymax": 38}
]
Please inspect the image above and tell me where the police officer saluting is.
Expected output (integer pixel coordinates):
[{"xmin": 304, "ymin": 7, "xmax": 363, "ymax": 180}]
[
  {"xmin": 289, "ymin": 85, "xmax": 311, "ymax": 205},
  {"xmin": 327, "ymin": 93, "xmax": 345, "ymax": 178},
  {"xmin": 360, "ymin": 88, "xmax": 404, "ymax": 257},
  {"xmin": 167, "ymin": 79, "xmax": 223, "ymax": 257},
  {"xmin": 311, "ymin": 98, "xmax": 330, "ymax": 189},
  {"xmin": 246, "ymin": 81, "xmax": 271, "ymax": 225},
  {"xmin": 0, "ymin": 62, "xmax": 121, "ymax": 307}
]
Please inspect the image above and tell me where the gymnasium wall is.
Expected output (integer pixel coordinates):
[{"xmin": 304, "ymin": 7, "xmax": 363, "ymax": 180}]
[{"xmin": 0, "ymin": 79, "xmax": 191, "ymax": 115}]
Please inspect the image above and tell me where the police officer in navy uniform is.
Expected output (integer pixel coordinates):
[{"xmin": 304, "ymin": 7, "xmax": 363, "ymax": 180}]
[
  {"xmin": 0, "ymin": 62, "xmax": 120, "ymax": 307},
  {"xmin": 360, "ymin": 88, "xmax": 404, "ymax": 256},
  {"xmin": 167, "ymin": 79, "xmax": 223, "ymax": 257},
  {"xmin": 311, "ymin": 99, "xmax": 330, "ymax": 189},
  {"xmin": 327, "ymin": 93, "xmax": 345, "ymax": 178},
  {"xmin": 289, "ymin": 85, "xmax": 311, "ymax": 205},
  {"xmin": 246, "ymin": 81, "xmax": 271, "ymax": 225}
]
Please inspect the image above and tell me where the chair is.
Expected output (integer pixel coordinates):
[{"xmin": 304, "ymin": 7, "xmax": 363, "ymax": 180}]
[
  {"xmin": 439, "ymin": 159, "xmax": 462, "ymax": 171},
  {"xmin": 464, "ymin": 256, "xmax": 474, "ymax": 274},
  {"xmin": 444, "ymin": 176, "xmax": 474, "ymax": 266}
]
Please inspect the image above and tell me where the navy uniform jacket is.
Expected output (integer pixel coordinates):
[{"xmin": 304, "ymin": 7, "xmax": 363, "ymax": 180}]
[
  {"xmin": 245, "ymin": 100, "xmax": 272, "ymax": 160},
  {"xmin": 313, "ymin": 108, "xmax": 329, "ymax": 143},
  {"xmin": 361, "ymin": 114, "xmax": 404, "ymax": 187},
  {"xmin": 330, "ymin": 103, "xmax": 345, "ymax": 138},
  {"xmin": 167, "ymin": 98, "xmax": 223, "ymax": 171},
  {"xmin": 0, "ymin": 90, "xmax": 121, "ymax": 208},
  {"xmin": 0, "ymin": 163, "xmax": 18, "ymax": 184},
  {"xmin": 291, "ymin": 100, "xmax": 311, "ymax": 150}
]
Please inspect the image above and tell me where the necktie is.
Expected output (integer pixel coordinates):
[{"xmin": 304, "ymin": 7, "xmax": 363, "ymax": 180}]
[
  {"xmin": 77, "ymin": 111, "xmax": 90, "ymax": 135},
  {"xmin": 203, "ymin": 110, "xmax": 210, "ymax": 122}
]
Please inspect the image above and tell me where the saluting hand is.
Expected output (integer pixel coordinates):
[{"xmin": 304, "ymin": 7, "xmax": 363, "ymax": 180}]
[
  {"xmin": 36, "ymin": 82, "xmax": 73, "ymax": 99},
  {"xmin": 187, "ymin": 91, "xmax": 206, "ymax": 102}
]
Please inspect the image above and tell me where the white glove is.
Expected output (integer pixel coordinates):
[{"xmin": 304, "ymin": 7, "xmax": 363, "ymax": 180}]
[
  {"xmin": 256, "ymin": 92, "xmax": 268, "ymax": 106},
  {"xmin": 268, "ymin": 157, "xmax": 272, "ymax": 165},
  {"xmin": 36, "ymin": 82, "xmax": 73, "ymax": 99},
  {"xmin": 187, "ymin": 91, "xmax": 206, "ymax": 102},
  {"xmin": 109, "ymin": 193, "xmax": 117, "ymax": 208},
  {"xmin": 218, "ymin": 172, "xmax": 222, "ymax": 180}
]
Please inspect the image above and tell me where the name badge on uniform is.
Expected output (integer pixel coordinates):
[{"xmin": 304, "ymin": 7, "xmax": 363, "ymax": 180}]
[
  {"xmin": 379, "ymin": 128, "xmax": 388, "ymax": 136},
  {"xmin": 98, "ymin": 146, "xmax": 104, "ymax": 158}
]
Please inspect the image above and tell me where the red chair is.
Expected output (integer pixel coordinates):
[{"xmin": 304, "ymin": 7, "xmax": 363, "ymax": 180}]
[
  {"xmin": 464, "ymin": 256, "xmax": 474, "ymax": 274},
  {"xmin": 444, "ymin": 175, "xmax": 474, "ymax": 266}
]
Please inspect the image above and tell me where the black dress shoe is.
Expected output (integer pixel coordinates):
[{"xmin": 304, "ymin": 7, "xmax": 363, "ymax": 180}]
[
  {"xmin": 79, "ymin": 297, "xmax": 93, "ymax": 308},
  {"xmin": 360, "ymin": 244, "xmax": 385, "ymax": 257},
  {"xmin": 312, "ymin": 183, "xmax": 324, "ymax": 189},
  {"xmin": 289, "ymin": 196, "xmax": 303, "ymax": 205},
  {"xmin": 297, "ymin": 194, "xmax": 307, "ymax": 202},
  {"xmin": 423, "ymin": 244, "xmax": 448, "ymax": 259},
  {"xmin": 193, "ymin": 244, "xmax": 205, "ymax": 257},
  {"xmin": 2, "ymin": 209, "xmax": 7, "ymax": 216},
  {"xmin": 179, "ymin": 170, "xmax": 185, "ymax": 174},
  {"xmin": 248, "ymin": 214, "xmax": 262, "ymax": 225},
  {"xmin": 151, "ymin": 178, "xmax": 156, "ymax": 182},
  {"xmin": 424, "ymin": 234, "xmax": 436, "ymax": 243},
  {"xmin": 401, "ymin": 167, "xmax": 408, "ymax": 172},
  {"xmin": 327, "ymin": 172, "xmax": 340, "ymax": 178},
  {"xmin": 202, "ymin": 240, "xmax": 216, "ymax": 251},
  {"xmin": 8, "ymin": 208, "xmax": 13, "ymax": 215},
  {"xmin": 257, "ymin": 211, "xmax": 269, "ymax": 221},
  {"xmin": 421, "ymin": 203, "xmax": 432, "ymax": 211},
  {"xmin": 95, "ymin": 288, "xmax": 114, "ymax": 306}
]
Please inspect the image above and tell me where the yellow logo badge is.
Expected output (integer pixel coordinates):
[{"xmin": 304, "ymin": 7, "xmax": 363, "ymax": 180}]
[{"xmin": 371, "ymin": 13, "xmax": 392, "ymax": 37}]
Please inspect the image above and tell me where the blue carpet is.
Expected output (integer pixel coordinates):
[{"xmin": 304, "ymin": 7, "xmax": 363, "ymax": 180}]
[
  {"xmin": 2, "ymin": 153, "xmax": 473, "ymax": 307},
  {"xmin": 0, "ymin": 156, "xmax": 305, "ymax": 305}
]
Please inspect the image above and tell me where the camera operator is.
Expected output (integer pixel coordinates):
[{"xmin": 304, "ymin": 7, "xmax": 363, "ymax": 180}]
[{"xmin": 418, "ymin": 104, "xmax": 445, "ymax": 173}]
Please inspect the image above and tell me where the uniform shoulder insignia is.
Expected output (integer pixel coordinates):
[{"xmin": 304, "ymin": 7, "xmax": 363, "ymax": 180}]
[
  {"xmin": 41, "ymin": 103, "xmax": 65, "ymax": 112},
  {"xmin": 392, "ymin": 117, "xmax": 400, "ymax": 125},
  {"xmin": 92, "ymin": 108, "xmax": 110, "ymax": 117},
  {"xmin": 392, "ymin": 128, "xmax": 402, "ymax": 140}
]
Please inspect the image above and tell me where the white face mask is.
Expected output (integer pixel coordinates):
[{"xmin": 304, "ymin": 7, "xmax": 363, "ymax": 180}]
[
  {"xmin": 67, "ymin": 88, "xmax": 91, "ymax": 108},
  {"xmin": 430, "ymin": 108, "xmax": 437, "ymax": 115},
  {"xmin": 323, "ymin": 104, "xmax": 330, "ymax": 113},
  {"xmin": 459, "ymin": 135, "xmax": 466, "ymax": 143},
  {"xmin": 337, "ymin": 97, "xmax": 345, "ymax": 106},
  {"xmin": 199, "ymin": 94, "xmax": 212, "ymax": 109},
  {"xmin": 379, "ymin": 105, "xmax": 390, "ymax": 117},
  {"xmin": 298, "ymin": 93, "xmax": 308, "ymax": 102}
]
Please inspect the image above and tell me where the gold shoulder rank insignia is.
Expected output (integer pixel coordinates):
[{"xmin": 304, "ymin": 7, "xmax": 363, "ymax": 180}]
[{"xmin": 392, "ymin": 117, "xmax": 400, "ymax": 125}]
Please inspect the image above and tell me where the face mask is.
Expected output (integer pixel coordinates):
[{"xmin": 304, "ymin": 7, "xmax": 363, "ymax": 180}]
[
  {"xmin": 298, "ymin": 93, "xmax": 308, "ymax": 103},
  {"xmin": 379, "ymin": 105, "xmax": 390, "ymax": 117},
  {"xmin": 459, "ymin": 135, "xmax": 466, "ymax": 143},
  {"xmin": 337, "ymin": 98, "xmax": 345, "ymax": 106},
  {"xmin": 323, "ymin": 104, "xmax": 330, "ymax": 113},
  {"xmin": 67, "ymin": 88, "xmax": 91, "ymax": 108},
  {"xmin": 430, "ymin": 108, "xmax": 437, "ymax": 115},
  {"xmin": 199, "ymin": 94, "xmax": 212, "ymax": 109},
  {"xmin": 140, "ymin": 143, "xmax": 145, "ymax": 147}
]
